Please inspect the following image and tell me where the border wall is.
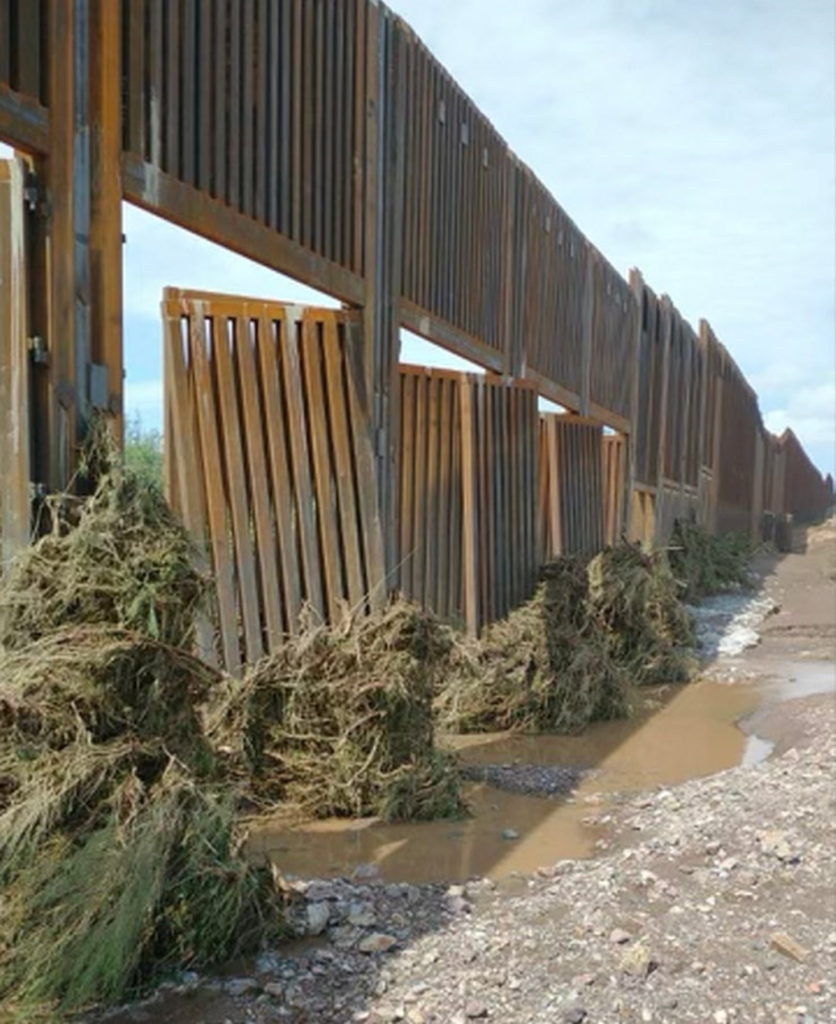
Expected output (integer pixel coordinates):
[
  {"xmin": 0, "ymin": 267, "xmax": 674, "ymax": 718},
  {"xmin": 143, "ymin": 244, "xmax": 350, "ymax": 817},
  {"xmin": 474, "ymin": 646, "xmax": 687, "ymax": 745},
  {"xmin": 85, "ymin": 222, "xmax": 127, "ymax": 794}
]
[{"xmin": 0, "ymin": 2, "xmax": 831, "ymax": 660}]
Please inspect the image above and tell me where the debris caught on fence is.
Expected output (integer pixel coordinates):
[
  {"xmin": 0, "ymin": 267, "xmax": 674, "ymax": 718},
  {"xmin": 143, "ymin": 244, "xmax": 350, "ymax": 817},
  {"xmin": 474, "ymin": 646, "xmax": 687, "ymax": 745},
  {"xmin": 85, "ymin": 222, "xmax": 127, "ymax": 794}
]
[
  {"xmin": 437, "ymin": 544, "xmax": 694, "ymax": 735},
  {"xmin": 210, "ymin": 602, "xmax": 465, "ymax": 823},
  {"xmin": 586, "ymin": 544, "xmax": 693, "ymax": 686},
  {"xmin": 437, "ymin": 557, "xmax": 629, "ymax": 734},
  {"xmin": 0, "ymin": 436, "xmax": 203, "ymax": 650},
  {"xmin": 0, "ymin": 446, "xmax": 281, "ymax": 1019},
  {"xmin": 667, "ymin": 519, "xmax": 752, "ymax": 600}
]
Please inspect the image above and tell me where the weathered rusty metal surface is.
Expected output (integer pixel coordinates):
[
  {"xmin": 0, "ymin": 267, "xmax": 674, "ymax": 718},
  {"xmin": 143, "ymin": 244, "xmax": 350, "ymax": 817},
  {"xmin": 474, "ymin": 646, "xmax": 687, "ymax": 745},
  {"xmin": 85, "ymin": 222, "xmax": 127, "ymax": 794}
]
[
  {"xmin": 780, "ymin": 429, "xmax": 832, "ymax": 523},
  {"xmin": 539, "ymin": 414, "xmax": 606, "ymax": 559},
  {"xmin": 162, "ymin": 290, "xmax": 386, "ymax": 671},
  {"xmin": 0, "ymin": 0, "xmax": 829, "ymax": 583},
  {"xmin": 0, "ymin": 158, "xmax": 31, "ymax": 568},
  {"xmin": 398, "ymin": 365, "xmax": 538, "ymax": 635}
]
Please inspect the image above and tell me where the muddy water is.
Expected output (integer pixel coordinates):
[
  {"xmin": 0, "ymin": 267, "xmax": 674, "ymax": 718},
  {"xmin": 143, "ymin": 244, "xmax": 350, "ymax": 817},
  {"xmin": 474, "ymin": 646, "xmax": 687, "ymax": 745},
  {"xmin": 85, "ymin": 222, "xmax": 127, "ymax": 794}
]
[{"xmin": 246, "ymin": 679, "xmax": 763, "ymax": 884}]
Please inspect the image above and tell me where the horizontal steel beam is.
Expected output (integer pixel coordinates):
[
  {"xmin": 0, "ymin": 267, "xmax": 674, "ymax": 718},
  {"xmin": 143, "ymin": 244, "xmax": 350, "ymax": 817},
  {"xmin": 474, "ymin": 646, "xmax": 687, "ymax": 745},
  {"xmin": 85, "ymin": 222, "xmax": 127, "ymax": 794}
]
[
  {"xmin": 0, "ymin": 85, "xmax": 48, "ymax": 154},
  {"xmin": 122, "ymin": 154, "xmax": 366, "ymax": 308}
]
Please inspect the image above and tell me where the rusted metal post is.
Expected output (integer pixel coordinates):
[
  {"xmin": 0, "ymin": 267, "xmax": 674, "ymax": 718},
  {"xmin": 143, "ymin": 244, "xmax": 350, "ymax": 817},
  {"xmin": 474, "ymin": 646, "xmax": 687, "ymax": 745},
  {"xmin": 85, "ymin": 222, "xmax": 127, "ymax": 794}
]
[
  {"xmin": 0, "ymin": 159, "xmax": 31, "ymax": 565},
  {"xmin": 651, "ymin": 297, "xmax": 674, "ymax": 539},
  {"xmin": 626, "ymin": 267, "xmax": 644, "ymax": 543},
  {"xmin": 89, "ymin": 0, "xmax": 123, "ymax": 437},
  {"xmin": 579, "ymin": 244, "xmax": 595, "ymax": 417},
  {"xmin": 362, "ymin": 6, "xmax": 405, "ymax": 589},
  {"xmin": 42, "ymin": 0, "xmax": 85, "ymax": 490},
  {"xmin": 28, "ymin": 0, "xmax": 122, "ymax": 492}
]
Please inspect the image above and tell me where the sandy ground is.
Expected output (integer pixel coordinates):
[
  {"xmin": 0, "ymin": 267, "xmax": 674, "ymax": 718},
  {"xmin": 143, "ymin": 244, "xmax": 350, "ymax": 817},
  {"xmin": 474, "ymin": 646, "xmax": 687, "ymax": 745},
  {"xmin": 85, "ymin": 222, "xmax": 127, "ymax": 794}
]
[{"xmin": 97, "ymin": 521, "xmax": 836, "ymax": 1024}]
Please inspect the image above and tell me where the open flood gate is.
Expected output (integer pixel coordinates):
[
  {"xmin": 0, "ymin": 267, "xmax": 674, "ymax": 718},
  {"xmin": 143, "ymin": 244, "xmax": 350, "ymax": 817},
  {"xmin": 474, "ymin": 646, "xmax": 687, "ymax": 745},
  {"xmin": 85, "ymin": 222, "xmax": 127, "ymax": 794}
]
[{"xmin": 162, "ymin": 290, "xmax": 385, "ymax": 674}]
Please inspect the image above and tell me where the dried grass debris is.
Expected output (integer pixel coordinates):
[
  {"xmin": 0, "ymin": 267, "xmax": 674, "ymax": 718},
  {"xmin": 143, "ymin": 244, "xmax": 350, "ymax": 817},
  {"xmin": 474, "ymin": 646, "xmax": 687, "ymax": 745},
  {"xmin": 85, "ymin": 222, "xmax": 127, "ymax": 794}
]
[
  {"xmin": 437, "ymin": 543, "xmax": 695, "ymax": 735},
  {"xmin": 0, "ymin": 439, "xmax": 280, "ymax": 1021},
  {"xmin": 667, "ymin": 519, "xmax": 752, "ymax": 600},
  {"xmin": 211, "ymin": 602, "xmax": 465, "ymax": 823}
]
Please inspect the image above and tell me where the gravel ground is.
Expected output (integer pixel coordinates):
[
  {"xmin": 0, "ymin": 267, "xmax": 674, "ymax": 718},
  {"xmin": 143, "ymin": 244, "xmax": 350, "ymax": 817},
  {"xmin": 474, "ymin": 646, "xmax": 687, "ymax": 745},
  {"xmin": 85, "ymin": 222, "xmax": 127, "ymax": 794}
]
[
  {"xmin": 97, "ymin": 522, "xmax": 836, "ymax": 1024},
  {"xmin": 459, "ymin": 763, "xmax": 594, "ymax": 797},
  {"xmin": 103, "ymin": 701, "xmax": 835, "ymax": 1024}
]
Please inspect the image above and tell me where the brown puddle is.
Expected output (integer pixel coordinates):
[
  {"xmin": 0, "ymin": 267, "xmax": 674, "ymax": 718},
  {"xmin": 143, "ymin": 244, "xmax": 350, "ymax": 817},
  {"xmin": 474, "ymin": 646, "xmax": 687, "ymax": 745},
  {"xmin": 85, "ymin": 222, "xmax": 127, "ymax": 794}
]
[{"xmin": 246, "ymin": 679, "xmax": 761, "ymax": 884}]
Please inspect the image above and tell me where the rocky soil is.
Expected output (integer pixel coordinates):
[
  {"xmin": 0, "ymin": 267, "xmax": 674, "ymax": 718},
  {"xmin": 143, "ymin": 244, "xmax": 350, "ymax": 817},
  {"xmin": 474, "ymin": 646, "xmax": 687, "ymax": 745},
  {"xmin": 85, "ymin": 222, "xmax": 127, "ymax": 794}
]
[
  {"xmin": 97, "ymin": 521, "xmax": 836, "ymax": 1024},
  {"xmin": 459, "ymin": 762, "xmax": 594, "ymax": 797}
]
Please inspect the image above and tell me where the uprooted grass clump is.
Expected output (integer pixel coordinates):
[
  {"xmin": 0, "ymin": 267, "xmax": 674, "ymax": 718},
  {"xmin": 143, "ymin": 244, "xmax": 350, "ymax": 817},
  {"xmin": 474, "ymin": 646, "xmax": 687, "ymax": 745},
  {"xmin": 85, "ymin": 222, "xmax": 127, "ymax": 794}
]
[
  {"xmin": 437, "ymin": 544, "xmax": 694, "ymax": 735},
  {"xmin": 0, "ymin": 451, "xmax": 280, "ymax": 1021},
  {"xmin": 210, "ymin": 602, "xmax": 465, "ymax": 823},
  {"xmin": 586, "ymin": 544, "xmax": 693, "ymax": 685},
  {"xmin": 438, "ymin": 556, "xmax": 628, "ymax": 734},
  {"xmin": 667, "ymin": 519, "xmax": 752, "ymax": 600},
  {"xmin": 0, "ymin": 463, "xmax": 202, "ymax": 649}
]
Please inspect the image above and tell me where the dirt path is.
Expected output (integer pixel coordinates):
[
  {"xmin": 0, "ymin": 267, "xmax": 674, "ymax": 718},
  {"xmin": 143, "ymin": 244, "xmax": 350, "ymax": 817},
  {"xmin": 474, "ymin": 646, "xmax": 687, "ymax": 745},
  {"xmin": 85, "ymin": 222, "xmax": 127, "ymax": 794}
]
[{"xmin": 100, "ymin": 522, "xmax": 836, "ymax": 1024}]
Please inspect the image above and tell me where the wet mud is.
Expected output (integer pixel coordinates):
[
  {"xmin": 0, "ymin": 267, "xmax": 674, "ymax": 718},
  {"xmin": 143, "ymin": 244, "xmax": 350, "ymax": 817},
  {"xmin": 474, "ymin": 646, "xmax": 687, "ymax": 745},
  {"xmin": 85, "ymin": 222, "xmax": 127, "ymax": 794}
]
[{"xmin": 246, "ymin": 673, "xmax": 817, "ymax": 885}]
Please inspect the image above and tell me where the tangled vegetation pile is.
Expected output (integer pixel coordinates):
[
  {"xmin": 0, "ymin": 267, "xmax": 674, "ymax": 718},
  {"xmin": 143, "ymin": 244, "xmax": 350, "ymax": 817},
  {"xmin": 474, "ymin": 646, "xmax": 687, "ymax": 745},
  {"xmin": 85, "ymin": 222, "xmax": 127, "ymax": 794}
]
[
  {"xmin": 668, "ymin": 519, "xmax": 752, "ymax": 599},
  {"xmin": 586, "ymin": 544, "xmax": 693, "ymax": 685},
  {"xmin": 0, "ymin": 457, "xmax": 279, "ymax": 1020},
  {"xmin": 437, "ymin": 544, "xmax": 693, "ymax": 735},
  {"xmin": 211, "ymin": 603, "xmax": 465, "ymax": 823}
]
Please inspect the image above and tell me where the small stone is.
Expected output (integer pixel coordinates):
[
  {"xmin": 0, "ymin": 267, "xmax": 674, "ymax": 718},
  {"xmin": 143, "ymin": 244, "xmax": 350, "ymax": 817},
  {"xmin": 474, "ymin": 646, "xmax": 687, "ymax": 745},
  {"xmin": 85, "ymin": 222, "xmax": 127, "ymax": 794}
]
[
  {"xmin": 224, "ymin": 977, "xmax": 260, "ymax": 997},
  {"xmin": 465, "ymin": 1002, "xmax": 489, "ymax": 1019},
  {"xmin": 770, "ymin": 931, "xmax": 810, "ymax": 962},
  {"xmin": 714, "ymin": 1011, "xmax": 729, "ymax": 1024},
  {"xmin": 352, "ymin": 863, "xmax": 380, "ymax": 881},
  {"xmin": 563, "ymin": 1007, "xmax": 587, "ymax": 1023},
  {"xmin": 758, "ymin": 830, "xmax": 799, "ymax": 863},
  {"xmin": 347, "ymin": 903, "xmax": 377, "ymax": 928},
  {"xmin": 620, "ymin": 943, "xmax": 658, "ymax": 978},
  {"xmin": 572, "ymin": 973, "xmax": 596, "ymax": 988},
  {"xmin": 255, "ymin": 951, "xmax": 281, "ymax": 974},
  {"xmin": 305, "ymin": 880, "xmax": 339, "ymax": 901},
  {"xmin": 406, "ymin": 1010, "xmax": 425, "ymax": 1024},
  {"xmin": 264, "ymin": 982, "xmax": 284, "ymax": 999},
  {"xmin": 358, "ymin": 932, "xmax": 399, "ymax": 954},
  {"xmin": 306, "ymin": 901, "xmax": 331, "ymax": 936},
  {"xmin": 501, "ymin": 828, "xmax": 520, "ymax": 841},
  {"xmin": 446, "ymin": 894, "xmax": 470, "ymax": 915},
  {"xmin": 610, "ymin": 927, "xmax": 632, "ymax": 944},
  {"xmin": 705, "ymin": 840, "xmax": 722, "ymax": 855}
]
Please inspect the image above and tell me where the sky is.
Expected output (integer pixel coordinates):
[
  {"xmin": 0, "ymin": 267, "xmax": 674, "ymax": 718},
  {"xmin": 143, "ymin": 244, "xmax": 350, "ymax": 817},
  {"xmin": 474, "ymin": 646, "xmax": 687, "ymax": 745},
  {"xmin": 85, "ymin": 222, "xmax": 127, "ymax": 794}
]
[{"xmin": 8, "ymin": 0, "xmax": 835, "ymax": 474}]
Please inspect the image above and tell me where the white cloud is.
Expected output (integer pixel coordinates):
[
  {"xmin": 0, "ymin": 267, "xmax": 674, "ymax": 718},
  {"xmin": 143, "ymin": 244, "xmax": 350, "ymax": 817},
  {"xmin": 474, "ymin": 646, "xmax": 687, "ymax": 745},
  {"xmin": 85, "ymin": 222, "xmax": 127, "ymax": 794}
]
[{"xmin": 764, "ymin": 382, "xmax": 835, "ymax": 474}]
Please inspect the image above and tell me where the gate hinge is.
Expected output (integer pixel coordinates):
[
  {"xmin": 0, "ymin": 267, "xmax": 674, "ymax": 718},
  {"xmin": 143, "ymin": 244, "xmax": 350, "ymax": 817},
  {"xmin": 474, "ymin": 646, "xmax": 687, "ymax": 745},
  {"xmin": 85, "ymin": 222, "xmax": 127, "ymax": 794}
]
[
  {"xmin": 28, "ymin": 335, "xmax": 49, "ymax": 365},
  {"xmin": 23, "ymin": 171, "xmax": 40, "ymax": 212},
  {"xmin": 23, "ymin": 171, "xmax": 49, "ymax": 218}
]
